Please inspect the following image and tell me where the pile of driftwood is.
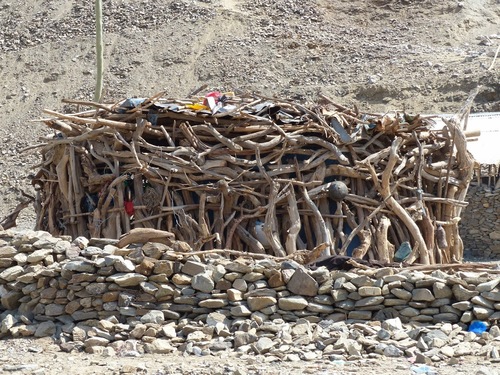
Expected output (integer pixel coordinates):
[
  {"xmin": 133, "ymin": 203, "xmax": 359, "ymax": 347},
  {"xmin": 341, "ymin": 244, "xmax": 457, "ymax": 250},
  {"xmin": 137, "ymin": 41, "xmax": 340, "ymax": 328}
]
[{"xmin": 31, "ymin": 89, "xmax": 478, "ymax": 265}]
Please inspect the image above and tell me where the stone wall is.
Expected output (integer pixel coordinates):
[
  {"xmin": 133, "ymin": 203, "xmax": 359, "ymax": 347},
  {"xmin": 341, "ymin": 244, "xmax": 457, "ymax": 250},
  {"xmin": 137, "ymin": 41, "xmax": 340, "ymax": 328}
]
[
  {"xmin": 1, "ymin": 229, "xmax": 500, "ymax": 360},
  {"xmin": 461, "ymin": 184, "xmax": 500, "ymax": 258}
]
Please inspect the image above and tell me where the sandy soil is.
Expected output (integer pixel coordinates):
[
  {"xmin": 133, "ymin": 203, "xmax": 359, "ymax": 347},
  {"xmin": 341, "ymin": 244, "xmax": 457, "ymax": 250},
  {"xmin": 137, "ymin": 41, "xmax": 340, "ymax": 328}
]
[{"xmin": 0, "ymin": 0, "xmax": 499, "ymax": 372}]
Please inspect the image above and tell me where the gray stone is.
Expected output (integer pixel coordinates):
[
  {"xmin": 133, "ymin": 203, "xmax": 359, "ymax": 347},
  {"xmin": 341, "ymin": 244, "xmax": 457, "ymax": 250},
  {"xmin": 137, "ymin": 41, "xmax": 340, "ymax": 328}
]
[
  {"xmin": 452, "ymin": 301, "xmax": 473, "ymax": 311},
  {"xmin": 234, "ymin": 331, "xmax": 258, "ymax": 348},
  {"xmin": 247, "ymin": 296, "xmax": 277, "ymax": 311},
  {"xmin": 232, "ymin": 278, "xmax": 248, "ymax": 292},
  {"xmin": 161, "ymin": 325, "xmax": 177, "ymax": 339},
  {"xmin": 473, "ymin": 306, "xmax": 493, "ymax": 320},
  {"xmin": 0, "ymin": 246, "xmax": 17, "ymax": 258},
  {"xmin": 80, "ymin": 246, "xmax": 104, "ymax": 257},
  {"xmin": 452, "ymin": 284, "xmax": 479, "ymax": 301},
  {"xmin": 382, "ymin": 317, "xmax": 403, "ymax": 331},
  {"xmin": 336, "ymin": 299, "xmax": 355, "ymax": 310},
  {"xmin": 1, "ymin": 290, "xmax": 23, "ymax": 310},
  {"xmin": 391, "ymin": 288, "xmax": 412, "ymax": 300},
  {"xmin": 72, "ymin": 236, "xmax": 89, "ymax": 249},
  {"xmin": 192, "ymin": 272, "xmax": 215, "ymax": 293},
  {"xmin": 383, "ymin": 274, "xmax": 407, "ymax": 283},
  {"xmin": 182, "ymin": 260, "xmax": 207, "ymax": 276},
  {"xmin": 348, "ymin": 310, "xmax": 372, "ymax": 320},
  {"xmin": 62, "ymin": 260, "xmax": 96, "ymax": 273},
  {"xmin": 84, "ymin": 337, "xmax": 110, "ymax": 348},
  {"xmin": 278, "ymin": 296, "xmax": 309, "ymax": 310},
  {"xmin": 433, "ymin": 313, "xmax": 459, "ymax": 323},
  {"xmin": 412, "ymin": 288, "xmax": 435, "ymax": 301},
  {"xmin": 433, "ymin": 282, "xmax": 453, "ymax": 299},
  {"xmin": 148, "ymin": 339, "xmax": 175, "ymax": 354},
  {"xmin": 489, "ymin": 231, "xmax": 500, "ymax": 240},
  {"xmin": 244, "ymin": 272, "xmax": 266, "ymax": 282},
  {"xmin": 431, "ymin": 298, "xmax": 451, "ymax": 307},
  {"xmin": 358, "ymin": 286, "xmax": 382, "ymax": 297},
  {"xmin": 471, "ymin": 295, "xmax": 495, "ymax": 309},
  {"xmin": 212, "ymin": 264, "xmax": 226, "ymax": 283},
  {"xmin": 440, "ymin": 346, "xmax": 455, "ymax": 357},
  {"xmin": 399, "ymin": 307, "xmax": 420, "ymax": 317},
  {"xmin": 343, "ymin": 282, "xmax": 357, "ymax": 292},
  {"xmin": 72, "ymin": 310, "xmax": 99, "ymax": 321},
  {"xmin": 86, "ymin": 283, "xmax": 108, "ymax": 295},
  {"xmin": 350, "ymin": 275, "xmax": 373, "ymax": 287},
  {"xmin": 384, "ymin": 298, "xmax": 408, "ymax": 307},
  {"xmin": 106, "ymin": 273, "xmax": 147, "ymax": 287},
  {"xmin": 287, "ymin": 268, "xmax": 318, "ymax": 297},
  {"xmin": 355, "ymin": 296, "xmax": 384, "ymax": 308},
  {"xmin": 313, "ymin": 294, "xmax": 334, "ymax": 305},
  {"xmin": 141, "ymin": 310, "xmax": 165, "ymax": 324},
  {"xmin": 140, "ymin": 281, "xmax": 158, "ymax": 295},
  {"xmin": 225, "ymin": 261, "xmax": 253, "ymax": 274},
  {"xmin": 34, "ymin": 321, "xmax": 56, "ymax": 337},
  {"xmin": 307, "ymin": 302, "xmax": 334, "ymax": 314},
  {"xmin": 253, "ymin": 337, "xmax": 274, "ymax": 354},
  {"xmin": 476, "ymin": 279, "xmax": 500, "ymax": 293},
  {"xmin": 481, "ymin": 291, "xmax": 500, "ymax": 302},
  {"xmin": 45, "ymin": 303, "xmax": 65, "ymax": 316},
  {"xmin": 230, "ymin": 305, "xmax": 252, "ymax": 317},
  {"xmin": 461, "ymin": 311, "xmax": 474, "ymax": 323},
  {"xmin": 1, "ymin": 314, "xmax": 17, "ymax": 334},
  {"xmin": 331, "ymin": 289, "xmax": 348, "ymax": 301},
  {"xmin": 198, "ymin": 299, "xmax": 227, "ymax": 308},
  {"xmin": 383, "ymin": 344, "xmax": 403, "ymax": 357},
  {"xmin": 333, "ymin": 277, "xmax": 346, "ymax": 289},
  {"xmin": 113, "ymin": 257, "xmax": 135, "ymax": 272},
  {"xmin": 0, "ymin": 265, "xmax": 24, "ymax": 281},
  {"xmin": 142, "ymin": 242, "xmax": 169, "ymax": 259},
  {"xmin": 377, "ymin": 329, "xmax": 391, "ymax": 340},
  {"xmin": 227, "ymin": 288, "xmax": 243, "ymax": 301}
]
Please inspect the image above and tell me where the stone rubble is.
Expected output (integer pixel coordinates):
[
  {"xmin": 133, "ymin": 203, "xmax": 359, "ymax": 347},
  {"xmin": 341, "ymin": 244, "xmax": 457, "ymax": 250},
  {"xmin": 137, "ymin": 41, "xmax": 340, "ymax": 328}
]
[{"xmin": 1, "ymin": 229, "xmax": 500, "ymax": 369}]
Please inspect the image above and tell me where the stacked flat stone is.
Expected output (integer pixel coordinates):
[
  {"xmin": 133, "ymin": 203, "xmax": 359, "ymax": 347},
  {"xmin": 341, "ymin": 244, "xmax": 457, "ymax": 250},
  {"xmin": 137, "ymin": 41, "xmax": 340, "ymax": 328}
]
[
  {"xmin": 461, "ymin": 185, "xmax": 499, "ymax": 258},
  {"xmin": 1, "ymin": 229, "xmax": 500, "ymax": 363}
]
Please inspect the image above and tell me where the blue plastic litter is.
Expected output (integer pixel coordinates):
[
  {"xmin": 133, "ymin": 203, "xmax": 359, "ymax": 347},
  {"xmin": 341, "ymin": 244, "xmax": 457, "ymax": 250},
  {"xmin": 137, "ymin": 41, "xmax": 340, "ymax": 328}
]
[
  {"xmin": 411, "ymin": 365, "xmax": 437, "ymax": 374},
  {"xmin": 121, "ymin": 98, "xmax": 146, "ymax": 108},
  {"xmin": 117, "ymin": 98, "xmax": 147, "ymax": 114},
  {"xmin": 394, "ymin": 241, "xmax": 412, "ymax": 262},
  {"xmin": 469, "ymin": 320, "xmax": 488, "ymax": 334}
]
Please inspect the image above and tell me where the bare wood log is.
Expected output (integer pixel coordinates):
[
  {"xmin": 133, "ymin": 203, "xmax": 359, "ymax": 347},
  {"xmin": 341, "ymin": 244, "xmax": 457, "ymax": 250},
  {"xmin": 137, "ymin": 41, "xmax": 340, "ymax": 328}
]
[
  {"xmin": 418, "ymin": 207, "xmax": 435, "ymax": 263},
  {"xmin": 376, "ymin": 216, "xmax": 393, "ymax": 263},
  {"xmin": 116, "ymin": 228, "xmax": 175, "ymax": 248},
  {"xmin": 42, "ymin": 109, "xmax": 164, "ymax": 137},
  {"xmin": 301, "ymin": 185, "xmax": 332, "ymax": 255},
  {"xmin": 236, "ymin": 225, "xmax": 266, "ymax": 254},
  {"xmin": 0, "ymin": 192, "xmax": 35, "ymax": 230},
  {"xmin": 56, "ymin": 151, "xmax": 70, "ymax": 201},
  {"xmin": 285, "ymin": 186, "xmax": 301, "ymax": 255}
]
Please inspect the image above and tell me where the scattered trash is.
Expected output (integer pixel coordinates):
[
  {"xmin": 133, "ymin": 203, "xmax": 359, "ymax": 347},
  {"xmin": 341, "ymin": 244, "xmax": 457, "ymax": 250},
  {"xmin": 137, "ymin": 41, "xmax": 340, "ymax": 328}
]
[
  {"xmin": 394, "ymin": 241, "xmax": 412, "ymax": 262},
  {"xmin": 469, "ymin": 320, "xmax": 488, "ymax": 334},
  {"xmin": 410, "ymin": 364, "xmax": 438, "ymax": 375}
]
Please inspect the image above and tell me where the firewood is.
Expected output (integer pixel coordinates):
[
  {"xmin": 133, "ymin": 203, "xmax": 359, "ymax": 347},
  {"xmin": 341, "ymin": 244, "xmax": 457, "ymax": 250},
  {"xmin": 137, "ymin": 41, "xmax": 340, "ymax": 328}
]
[{"xmin": 31, "ymin": 91, "xmax": 475, "ymax": 265}]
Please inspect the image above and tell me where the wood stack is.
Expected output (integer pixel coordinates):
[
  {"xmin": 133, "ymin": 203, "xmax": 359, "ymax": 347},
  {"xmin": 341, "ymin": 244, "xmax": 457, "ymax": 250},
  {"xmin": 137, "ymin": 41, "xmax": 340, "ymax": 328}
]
[{"xmin": 30, "ymin": 89, "xmax": 477, "ymax": 264}]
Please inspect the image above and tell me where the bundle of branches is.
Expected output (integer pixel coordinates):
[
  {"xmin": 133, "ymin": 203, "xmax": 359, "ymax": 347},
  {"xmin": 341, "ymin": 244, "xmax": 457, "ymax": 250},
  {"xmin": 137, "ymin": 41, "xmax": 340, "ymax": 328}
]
[{"xmin": 30, "ymin": 89, "xmax": 477, "ymax": 265}]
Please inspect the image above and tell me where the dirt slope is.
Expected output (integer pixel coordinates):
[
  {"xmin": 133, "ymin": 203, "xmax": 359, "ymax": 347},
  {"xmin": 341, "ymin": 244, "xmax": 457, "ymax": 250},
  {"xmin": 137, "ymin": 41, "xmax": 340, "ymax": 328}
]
[{"xmin": 0, "ymin": 0, "xmax": 499, "ymax": 227}]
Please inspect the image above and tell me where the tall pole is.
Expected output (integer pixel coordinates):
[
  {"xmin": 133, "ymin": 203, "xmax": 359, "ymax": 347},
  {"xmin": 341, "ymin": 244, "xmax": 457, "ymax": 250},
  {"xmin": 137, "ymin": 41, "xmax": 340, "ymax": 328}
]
[{"xmin": 94, "ymin": 0, "xmax": 104, "ymax": 102}]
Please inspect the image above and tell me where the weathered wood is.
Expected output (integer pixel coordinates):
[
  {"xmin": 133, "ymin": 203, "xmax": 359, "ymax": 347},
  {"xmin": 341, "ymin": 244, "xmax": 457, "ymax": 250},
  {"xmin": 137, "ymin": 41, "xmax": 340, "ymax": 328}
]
[
  {"xmin": 32, "ymin": 91, "xmax": 474, "ymax": 265},
  {"xmin": 116, "ymin": 228, "xmax": 175, "ymax": 248}
]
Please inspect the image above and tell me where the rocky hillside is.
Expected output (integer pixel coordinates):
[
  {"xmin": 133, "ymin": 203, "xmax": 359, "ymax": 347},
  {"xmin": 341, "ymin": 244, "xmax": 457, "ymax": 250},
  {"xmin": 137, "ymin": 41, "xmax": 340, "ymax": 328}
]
[{"xmin": 0, "ymin": 0, "xmax": 499, "ymax": 228}]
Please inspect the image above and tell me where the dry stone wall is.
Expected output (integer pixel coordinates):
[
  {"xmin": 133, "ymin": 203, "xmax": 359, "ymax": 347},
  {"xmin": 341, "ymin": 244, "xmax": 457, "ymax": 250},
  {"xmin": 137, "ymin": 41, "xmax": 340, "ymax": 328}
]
[
  {"xmin": 461, "ymin": 185, "xmax": 500, "ymax": 258},
  {"xmin": 1, "ymin": 229, "xmax": 500, "ymax": 362}
]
